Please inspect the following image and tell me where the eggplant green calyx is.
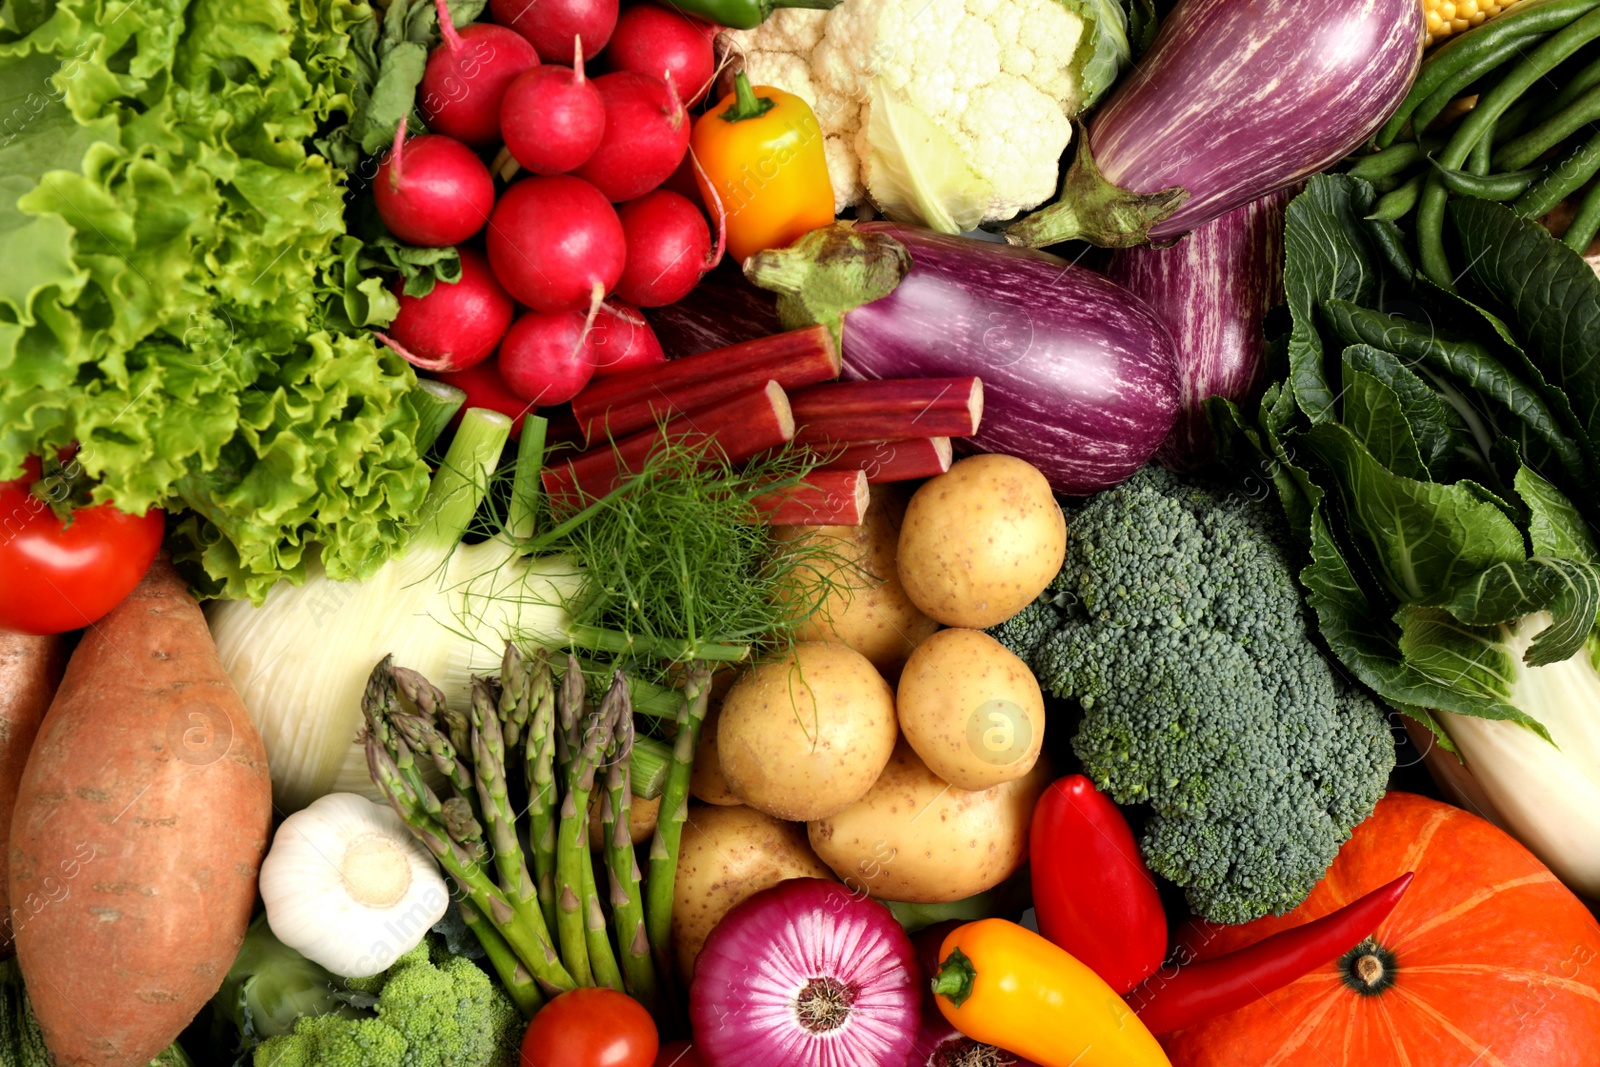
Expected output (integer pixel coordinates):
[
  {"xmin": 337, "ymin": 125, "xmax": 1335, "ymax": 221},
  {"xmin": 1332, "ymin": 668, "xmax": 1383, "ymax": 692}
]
[
  {"xmin": 931, "ymin": 947, "xmax": 978, "ymax": 1007},
  {"xmin": 1006, "ymin": 123, "xmax": 1188, "ymax": 249},
  {"xmin": 744, "ymin": 223, "xmax": 912, "ymax": 349},
  {"xmin": 721, "ymin": 72, "xmax": 778, "ymax": 122}
]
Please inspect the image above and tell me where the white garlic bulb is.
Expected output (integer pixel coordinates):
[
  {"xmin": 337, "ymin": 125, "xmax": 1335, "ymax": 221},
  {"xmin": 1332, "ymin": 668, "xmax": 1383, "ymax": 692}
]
[{"xmin": 259, "ymin": 793, "xmax": 450, "ymax": 978}]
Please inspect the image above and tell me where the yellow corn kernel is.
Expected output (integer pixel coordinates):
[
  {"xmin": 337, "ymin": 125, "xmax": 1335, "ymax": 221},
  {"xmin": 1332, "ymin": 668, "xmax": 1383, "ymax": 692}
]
[{"xmin": 1425, "ymin": 0, "xmax": 1518, "ymax": 46}]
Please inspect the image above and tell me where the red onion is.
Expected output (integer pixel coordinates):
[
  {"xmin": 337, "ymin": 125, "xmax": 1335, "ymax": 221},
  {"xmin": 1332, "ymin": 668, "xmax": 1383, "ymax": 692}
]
[
  {"xmin": 690, "ymin": 879, "xmax": 920, "ymax": 1067},
  {"xmin": 910, "ymin": 924, "xmax": 1041, "ymax": 1067}
]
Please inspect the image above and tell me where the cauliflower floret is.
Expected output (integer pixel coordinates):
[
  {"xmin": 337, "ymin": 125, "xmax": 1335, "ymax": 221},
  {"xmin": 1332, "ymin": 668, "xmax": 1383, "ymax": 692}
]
[{"xmin": 728, "ymin": 0, "xmax": 1101, "ymax": 225}]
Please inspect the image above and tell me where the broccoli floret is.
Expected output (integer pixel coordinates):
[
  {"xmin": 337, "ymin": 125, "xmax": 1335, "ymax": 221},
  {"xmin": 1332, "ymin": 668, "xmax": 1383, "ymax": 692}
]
[
  {"xmin": 248, "ymin": 940, "xmax": 524, "ymax": 1067},
  {"xmin": 991, "ymin": 466, "xmax": 1394, "ymax": 924}
]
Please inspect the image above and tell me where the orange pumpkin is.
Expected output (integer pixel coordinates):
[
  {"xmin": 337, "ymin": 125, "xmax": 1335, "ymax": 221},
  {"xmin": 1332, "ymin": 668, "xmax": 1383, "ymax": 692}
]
[{"xmin": 1163, "ymin": 792, "xmax": 1600, "ymax": 1067}]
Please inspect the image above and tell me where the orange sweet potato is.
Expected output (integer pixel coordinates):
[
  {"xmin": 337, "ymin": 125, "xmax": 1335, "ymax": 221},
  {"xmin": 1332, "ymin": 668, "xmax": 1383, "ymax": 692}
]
[
  {"xmin": 0, "ymin": 632, "xmax": 65, "ymax": 958},
  {"xmin": 8, "ymin": 556, "xmax": 272, "ymax": 1067}
]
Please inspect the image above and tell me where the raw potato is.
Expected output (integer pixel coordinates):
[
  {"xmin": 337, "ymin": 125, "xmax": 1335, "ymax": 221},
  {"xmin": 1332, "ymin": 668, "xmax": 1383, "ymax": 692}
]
[
  {"xmin": 897, "ymin": 454, "xmax": 1067, "ymax": 628},
  {"xmin": 896, "ymin": 628, "xmax": 1045, "ymax": 791},
  {"xmin": 672, "ymin": 804, "xmax": 835, "ymax": 978},
  {"xmin": 0, "ymin": 633, "xmax": 65, "ymax": 959},
  {"xmin": 10, "ymin": 558, "xmax": 273, "ymax": 1067},
  {"xmin": 689, "ymin": 698, "xmax": 741, "ymax": 806},
  {"xmin": 808, "ymin": 740, "xmax": 1051, "ymax": 904},
  {"xmin": 772, "ymin": 484, "xmax": 941, "ymax": 678},
  {"xmin": 718, "ymin": 641, "xmax": 898, "ymax": 820},
  {"xmin": 588, "ymin": 792, "xmax": 662, "ymax": 848}
]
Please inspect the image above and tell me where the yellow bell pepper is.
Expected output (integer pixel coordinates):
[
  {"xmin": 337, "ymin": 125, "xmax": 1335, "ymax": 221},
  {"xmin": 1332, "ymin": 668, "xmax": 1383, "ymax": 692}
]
[
  {"xmin": 933, "ymin": 919, "xmax": 1173, "ymax": 1067},
  {"xmin": 691, "ymin": 72, "xmax": 835, "ymax": 264}
]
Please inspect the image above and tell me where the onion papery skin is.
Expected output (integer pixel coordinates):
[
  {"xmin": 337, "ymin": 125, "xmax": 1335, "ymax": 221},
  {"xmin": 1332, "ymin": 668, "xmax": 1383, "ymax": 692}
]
[{"xmin": 690, "ymin": 878, "xmax": 920, "ymax": 1067}]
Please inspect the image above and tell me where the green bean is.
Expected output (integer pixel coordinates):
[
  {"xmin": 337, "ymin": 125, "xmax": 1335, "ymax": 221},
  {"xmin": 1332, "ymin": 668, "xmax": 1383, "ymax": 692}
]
[
  {"xmin": 1563, "ymin": 174, "xmax": 1600, "ymax": 250},
  {"xmin": 1470, "ymin": 116, "xmax": 1497, "ymax": 173},
  {"xmin": 1377, "ymin": 0, "xmax": 1600, "ymax": 147},
  {"xmin": 1348, "ymin": 141, "xmax": 1425, "ymax": 180},
  {"xmin": 1432, "ymin": 159, "xmax": 1542, "ymax": 198},
  {"xmin": 1418, "ymin": 174, "xmax": 1455, "ymax": 288},
  {"xmin": 1495, "ymin": 82, "xmax": 1600, "ymax": 168},
  {"xmin": 1369, "ymin": 173, "xmax": 1426, "ymax": 219},
  {"xmin": 1535, "ymin": 51, "xmax": 1600, "ymax": 120},
  {"xmin": 1409, "ymin": 34, "xmax": 1545, "ymax": 140},
  {"xmin": 1420, "ymin": 4, "xmax": 1600, "ymax": 287},
  {"xmin": 1513, "ymin": 126, "xmax": 1600, "ymax": 214},
  {"xmin": 1493, "ymin": 95, "xmax": 1542, "ymax": 142}
]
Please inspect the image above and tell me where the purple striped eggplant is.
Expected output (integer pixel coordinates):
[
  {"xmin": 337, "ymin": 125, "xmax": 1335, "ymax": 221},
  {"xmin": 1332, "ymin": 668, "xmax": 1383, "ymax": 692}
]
[
  {"xmin": 745, "ymin": 222, "xmax": 1181, "ymax": 496},
  {"xmin": 1008, "ymin": 0, "xmax": 1423, "ymax": 249},
  {"xmin": 1106, "ymin": 189, "xmax": 1289, "ymax": 469},
  {"xmin": 642, "ymin": 268, "xmax": 781, "ymax": 358}
]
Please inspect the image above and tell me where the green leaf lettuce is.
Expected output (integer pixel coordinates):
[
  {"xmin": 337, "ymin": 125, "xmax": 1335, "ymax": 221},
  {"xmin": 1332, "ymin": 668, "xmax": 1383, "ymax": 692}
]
[{"xmin": 0, "ymin": 0, "xmax": 430, "ymax": 600}]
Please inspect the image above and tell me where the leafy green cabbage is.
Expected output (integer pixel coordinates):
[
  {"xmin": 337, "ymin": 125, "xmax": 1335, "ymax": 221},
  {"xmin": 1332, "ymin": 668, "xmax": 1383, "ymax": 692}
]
[{"xmin": 0, "ymin": 0, "xmax": 432, "ymax": 601}]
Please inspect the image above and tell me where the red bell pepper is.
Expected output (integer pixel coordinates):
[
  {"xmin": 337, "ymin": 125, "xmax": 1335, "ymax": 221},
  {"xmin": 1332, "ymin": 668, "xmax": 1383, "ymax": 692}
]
[
  {"xmin": 1127, "ymin": 872, "xmax": 1414, "ymax": 1034},
  {"xmin": 1029, "ymin": 775, "xmax": 1167, "ymax": 995}
]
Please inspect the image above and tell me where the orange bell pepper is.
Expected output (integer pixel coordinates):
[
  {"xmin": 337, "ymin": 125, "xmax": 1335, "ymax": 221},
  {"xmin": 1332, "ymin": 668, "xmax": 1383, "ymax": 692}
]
[
  {"xmin": 933, "ymin": 919, "xmax": 1173, "ymax": 1067},
  {"xmin": 691, "ymin": 72, "xmax": 835, "ymax": 264}
]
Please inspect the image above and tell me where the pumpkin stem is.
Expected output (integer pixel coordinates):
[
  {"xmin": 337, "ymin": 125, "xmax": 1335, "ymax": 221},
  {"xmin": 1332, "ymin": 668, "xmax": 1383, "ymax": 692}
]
[
  {"xmin": 1355, "ymin": 954, "xmax": 1384, "ymax": 985},
  {"xmin": 1339, "ymin": 937, "xmax": 1399, "ymax": 996}
]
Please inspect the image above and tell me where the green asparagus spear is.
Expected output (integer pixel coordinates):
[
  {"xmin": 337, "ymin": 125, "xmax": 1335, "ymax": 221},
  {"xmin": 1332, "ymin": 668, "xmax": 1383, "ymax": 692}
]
[
  {"xmin": 645, "ymin": 662, "xmax": 713, "ymax": 998},
  {"xmin": 524, "ymin": 653, "xmax": 560, "ymax": 937},
  {"xmin": 470, "ymin": 678, "xmax": 545, "ymax": 922},
  {"xmin": 391, "ymin": 709, "xmax": 481, "ymax": 821},
  {"xmin": 499, "ymin": 642, "xmax": 531, "ymax": 752},
  {"xmin": 602, "ymin": 678, "xmax": 658, "ymax": 1008},
  {"xmin": 555, "ymin": 659, "xmax": 599, "ymax": 986},
  {"xmin": 364, "ymin": 660, "xmax": 443, "ymax": 819},
  {"xmin": 578, "ymin": 684, "xmax": 625, "ymax": 993},
  {"xmin": 458, "ymin": 901, "xmax": 545, "ymax": 1017},
  {"xmin": 390, "ymin": 663, "xmax": 470, "ymax": 760},
  {"xmin": 363, "ymin": 660, "xmax": 575, "ymax": 996},
  {"xmin": 365, "ymin": 719, "xmax": 575, "ymax": 996}
]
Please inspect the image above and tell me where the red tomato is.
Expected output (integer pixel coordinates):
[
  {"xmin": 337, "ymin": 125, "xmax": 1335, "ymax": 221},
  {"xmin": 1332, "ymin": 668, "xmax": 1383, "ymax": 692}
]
[
  {"xmin": 653, "ymin": 1040, "xmax": 705, "ymax": 1067},
  {"xmin": 0, "ymin": 457, "xmax": 164, "ymax": 635},
  {"xmin": 521, "ymin": 988, "xmax": 658, "ymax": 1067}
]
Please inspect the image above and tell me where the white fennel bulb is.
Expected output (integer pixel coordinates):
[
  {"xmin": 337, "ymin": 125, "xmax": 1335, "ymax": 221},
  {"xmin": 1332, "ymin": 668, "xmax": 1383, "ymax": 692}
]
[
  {"xmin": 259, "ymin": 793, "xmax": 450, "ymax": 978},
  {"xmin": 209, "ymin": 410, "xmax": 581, "ymax": 812},
  {"xmin": 1437, "ymin": 613, "xmax": 1600, "ymax": 897}
]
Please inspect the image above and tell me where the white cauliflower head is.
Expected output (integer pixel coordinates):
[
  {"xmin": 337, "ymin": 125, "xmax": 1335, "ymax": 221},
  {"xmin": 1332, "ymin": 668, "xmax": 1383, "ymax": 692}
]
[{"xmin": 728, "ymin": 0, "xmax": 1130, "ymax": 229}]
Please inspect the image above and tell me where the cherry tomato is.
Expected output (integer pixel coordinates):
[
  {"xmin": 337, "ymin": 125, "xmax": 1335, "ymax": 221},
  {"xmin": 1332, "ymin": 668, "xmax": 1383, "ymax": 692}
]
[
  {"xmin": 653, "ymin": 1040, "xmax": 705, "ymax": 1067},
  {"xmin": 520, "ymin": 988, "xmax": 658, "ymax": 1067},
  {"xmin": 0, "ymin": 457, "xmax": 164, "ymax": 635}
]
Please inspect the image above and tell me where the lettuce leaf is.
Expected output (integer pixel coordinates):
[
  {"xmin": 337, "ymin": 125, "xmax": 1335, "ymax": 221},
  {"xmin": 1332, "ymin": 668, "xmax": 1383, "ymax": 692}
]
[{"xmin": 0, "ymin": 0, "xmax": 430, "ymax": 601}]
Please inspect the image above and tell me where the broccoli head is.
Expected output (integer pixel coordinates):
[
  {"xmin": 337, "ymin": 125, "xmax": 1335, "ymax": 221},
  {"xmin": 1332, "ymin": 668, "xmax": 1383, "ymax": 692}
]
[
  {"xmin": 991, "ymin": 466, "xmax": 1394, "ymax": 924},
  {"xmin": 250, "ymin": 938, "xmax": 523, "ymax": 1067}
]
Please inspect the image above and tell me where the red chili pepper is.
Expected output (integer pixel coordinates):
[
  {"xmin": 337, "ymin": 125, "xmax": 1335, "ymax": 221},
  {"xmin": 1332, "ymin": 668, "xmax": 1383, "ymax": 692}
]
[
  {"xmin": 1029, "ymin": 775, "xmax": 1167, "ymax": 995},
  {"xmin": 1127, "ymin": 872, "xmax": 1414, "ymax": 1035}
]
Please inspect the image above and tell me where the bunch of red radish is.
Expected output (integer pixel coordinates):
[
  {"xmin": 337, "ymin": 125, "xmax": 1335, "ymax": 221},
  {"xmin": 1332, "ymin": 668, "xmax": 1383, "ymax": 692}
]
[{"xmin": 375, "ymin": 0, "xmax": 723, "ymax": 415}]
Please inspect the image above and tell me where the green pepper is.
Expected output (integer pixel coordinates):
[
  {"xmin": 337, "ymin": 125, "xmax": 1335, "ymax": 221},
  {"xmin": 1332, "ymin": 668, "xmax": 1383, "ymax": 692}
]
[{"xmin": 652, "ymin": 0, "xmax": 841, "ymax": 31}]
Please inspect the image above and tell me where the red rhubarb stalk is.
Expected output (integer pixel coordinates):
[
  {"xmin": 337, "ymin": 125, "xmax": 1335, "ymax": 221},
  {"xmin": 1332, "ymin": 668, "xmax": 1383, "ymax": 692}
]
[
  {"xmin": 788, "ymin": 378, "xmax": 982, "ymax": 448},
  {"xmin": 544, "ymin": 380, "xmax": 794, "ymax": 511},
  {"xmin": 1127, "ymin": 873, "xmax": 1415, "ymax": 1035},
  {"xmin": 815, "ymin": 437, "xmax": 953, "ymax": 483},
  {"xmin": 572, "ymin": 325, "xmax": 839, "ymax": 444},
  {"xmin": 754, "ymin": 469, "xmax": 869, "ymax": 526}
]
